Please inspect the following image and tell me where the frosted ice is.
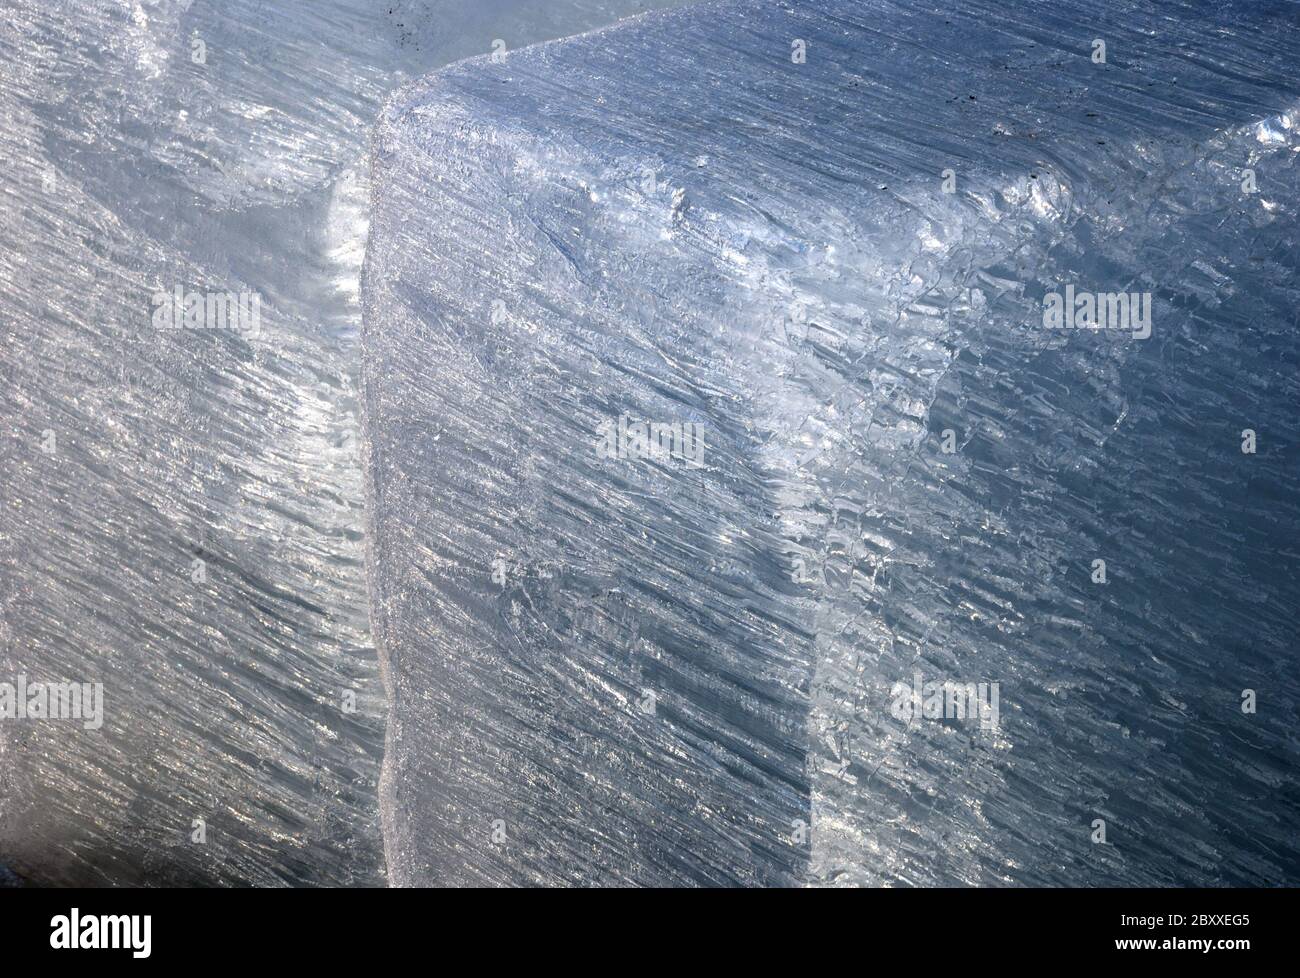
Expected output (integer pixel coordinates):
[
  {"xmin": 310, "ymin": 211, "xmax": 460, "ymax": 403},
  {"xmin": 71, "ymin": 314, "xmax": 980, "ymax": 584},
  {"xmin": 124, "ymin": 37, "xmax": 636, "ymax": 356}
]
[{"xmin": 364, "ymin": 0, "xmax": 1300, "ymax": 885}]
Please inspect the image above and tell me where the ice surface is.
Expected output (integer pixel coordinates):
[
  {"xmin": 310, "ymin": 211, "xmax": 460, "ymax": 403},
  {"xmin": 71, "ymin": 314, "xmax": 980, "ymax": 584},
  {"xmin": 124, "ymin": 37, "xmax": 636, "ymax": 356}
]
[
  {"xmin": 365, "ymin": 0, "xmax": 1300, "ymax": 885},
  {"xmin": 0, "ymin": 0, "xmax": 685, "ymax": 886}
]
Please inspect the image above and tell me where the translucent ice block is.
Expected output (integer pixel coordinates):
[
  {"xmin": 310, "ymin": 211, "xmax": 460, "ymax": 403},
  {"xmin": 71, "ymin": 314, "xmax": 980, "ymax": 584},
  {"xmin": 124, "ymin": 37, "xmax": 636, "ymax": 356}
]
[{"xmin": 364, "ymin": 0, "xmax": 1300, "ymax": 885}]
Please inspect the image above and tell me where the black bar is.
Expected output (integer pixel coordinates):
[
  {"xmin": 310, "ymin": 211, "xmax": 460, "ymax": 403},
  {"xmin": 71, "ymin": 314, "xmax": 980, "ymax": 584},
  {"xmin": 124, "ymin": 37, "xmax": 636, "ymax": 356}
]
[{"xmin": 1, "ymin": 888, "xmax": 1286, "ymax": 965}]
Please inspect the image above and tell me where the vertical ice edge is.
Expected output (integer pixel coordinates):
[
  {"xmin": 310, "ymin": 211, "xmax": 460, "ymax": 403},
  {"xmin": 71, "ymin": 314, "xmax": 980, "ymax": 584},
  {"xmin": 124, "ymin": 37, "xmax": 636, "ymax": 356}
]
[{"xmin": 363, "ymin": 0, "xmax": 1300, "ymax": 886}]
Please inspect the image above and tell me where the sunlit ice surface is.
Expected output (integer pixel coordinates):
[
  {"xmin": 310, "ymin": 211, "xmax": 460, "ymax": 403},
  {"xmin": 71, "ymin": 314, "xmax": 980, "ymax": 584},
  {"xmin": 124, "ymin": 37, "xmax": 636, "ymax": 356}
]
[{"xmin": 0, "ymin": 0, "xmax": 688, "ymax": 887}]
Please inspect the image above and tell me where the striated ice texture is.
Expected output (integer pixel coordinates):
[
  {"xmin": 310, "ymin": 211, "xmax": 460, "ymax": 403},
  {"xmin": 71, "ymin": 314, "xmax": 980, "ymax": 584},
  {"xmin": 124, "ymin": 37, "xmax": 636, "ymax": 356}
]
[
  {"xmin": 0, "ymin": 0, "xmax": 685, "ymax": 886},
  {"xmin": 365, "ymin": 0, "xmax": 1300, "ymax": 886}
]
